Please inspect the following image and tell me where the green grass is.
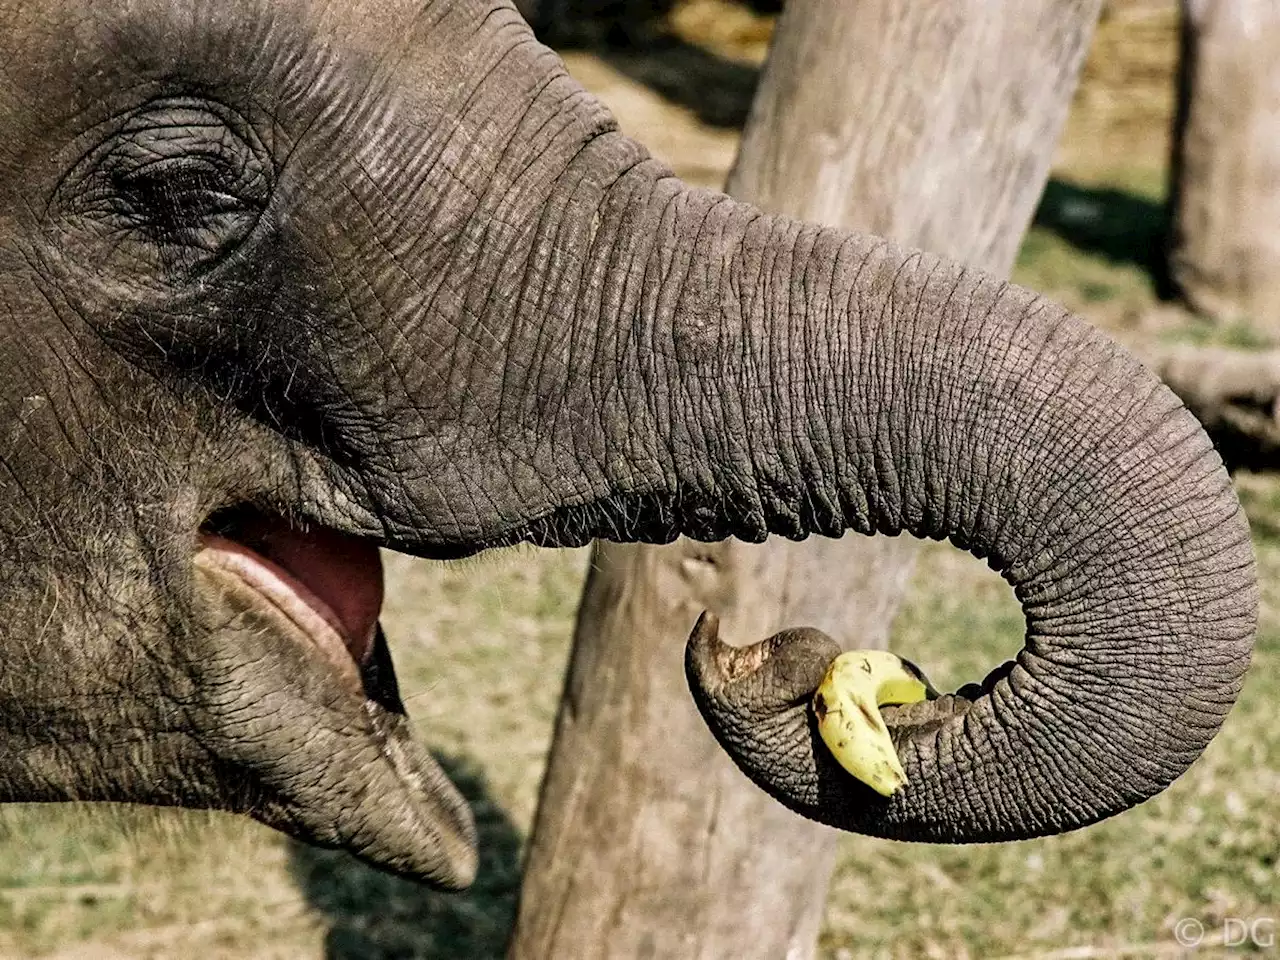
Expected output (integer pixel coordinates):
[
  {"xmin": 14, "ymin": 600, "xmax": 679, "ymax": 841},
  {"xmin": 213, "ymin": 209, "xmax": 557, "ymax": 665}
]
[
  {"xmin": 5, "ymin": 509, "xmax": 1275, "ymax": 958},
  {"xmin": 823, "ymin": 540, "xmax": 1279, "ymax": 958},
  {"xmin": 1013, "ymin": 169, "xmax": 1167, "ymax": 317},
  {"xmin": 3, "ymin": 168, "xmax": 1278, "ymax": 957},
  {"xmin": 1157, "ymin": 316, "xmax": 1276, "ymax": 351}
]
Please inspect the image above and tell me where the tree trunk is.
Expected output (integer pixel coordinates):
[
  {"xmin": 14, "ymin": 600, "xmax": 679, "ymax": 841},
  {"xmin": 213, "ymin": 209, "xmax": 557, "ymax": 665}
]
[
  {"xmin": 508, "ymin": 2, "xmax": 1102, "ymax": 958},
  {"xmin": 1167, "ymin": 0, "xmax": 1280, "ymax": 333},
  {"xmin": 1147, "ymin": 343, "xmax": 1280, "ymax": 471}
]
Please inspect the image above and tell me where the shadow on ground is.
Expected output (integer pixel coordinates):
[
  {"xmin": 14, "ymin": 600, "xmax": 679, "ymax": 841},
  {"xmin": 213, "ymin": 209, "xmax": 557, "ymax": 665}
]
[
  {"xmin": 529, "ymin": 2, "xmax": 765, "ymax": 126},
  {"xmin": 289, "ymin": 754, "xmax": 522, "ymax": 960},
  {"xmin": 1031, "ymin": 177, "xmax": 1167, "ymax": 277},
  {"xmin": 601, "ymin": 39, "xmax": 759, "ymax": 127}
]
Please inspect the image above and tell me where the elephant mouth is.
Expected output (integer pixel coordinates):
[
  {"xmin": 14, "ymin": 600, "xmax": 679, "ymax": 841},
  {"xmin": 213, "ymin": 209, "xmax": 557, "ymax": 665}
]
[
  {"xmin": 195, "ymin": 509, "xmax": 384, "ymax": 691},
  {"xmin": 191, "ymin": 508, "xmax": 479, "ymax": 886}
]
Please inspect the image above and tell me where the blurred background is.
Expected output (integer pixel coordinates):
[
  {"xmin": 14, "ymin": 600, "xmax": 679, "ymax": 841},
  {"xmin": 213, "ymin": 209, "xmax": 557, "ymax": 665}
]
[{"xmin": 1, "ymin": 2, "xmax": 1276, "ymax": 957}]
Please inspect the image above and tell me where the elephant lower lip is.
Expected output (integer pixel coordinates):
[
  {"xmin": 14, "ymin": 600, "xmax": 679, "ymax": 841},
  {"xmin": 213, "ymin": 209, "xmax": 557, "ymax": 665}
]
[{"xmin": 195, "ymin": 515, "xmax": 384, "ymax": 673}]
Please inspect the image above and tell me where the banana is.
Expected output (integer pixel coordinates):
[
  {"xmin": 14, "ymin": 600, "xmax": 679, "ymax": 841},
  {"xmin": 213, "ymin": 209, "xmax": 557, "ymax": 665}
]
[{"xmin": 812, "ymin": 651, "xmax": 932, "ymax": 797}]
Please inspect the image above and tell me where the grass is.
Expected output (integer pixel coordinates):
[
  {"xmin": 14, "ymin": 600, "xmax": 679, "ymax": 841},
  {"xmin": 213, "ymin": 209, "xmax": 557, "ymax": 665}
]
[
  {"xmin": 1014, "ymin": 170, "xmax": 1167, "ymax": 312},
  {"xmin": 5, "ymin": 487, "xmax": 1276, "ymax": 958},
  {"xmin": 823, "ymin": 541, "xmax": 1279, "ymax": 958}
]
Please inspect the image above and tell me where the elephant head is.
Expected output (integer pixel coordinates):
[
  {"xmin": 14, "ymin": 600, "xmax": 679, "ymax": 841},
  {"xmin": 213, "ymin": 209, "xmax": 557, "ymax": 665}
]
[{"xmin": 0, "ymin": 0, "xmax": 1255, "ymax": 888}]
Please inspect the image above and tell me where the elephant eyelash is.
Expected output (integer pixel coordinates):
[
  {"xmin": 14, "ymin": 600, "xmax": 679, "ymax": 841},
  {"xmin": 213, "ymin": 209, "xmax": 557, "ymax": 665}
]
[
  {"xmin": 106, "ymin": 161, "xmax": 259, "ymax": 264},
  {"xmin": 50, "ymin": 97, "xmax": 274, "ymax": 281},
  {"xmin": 112, "ymin": 157, "xmax": 246, "ymax": 217}
]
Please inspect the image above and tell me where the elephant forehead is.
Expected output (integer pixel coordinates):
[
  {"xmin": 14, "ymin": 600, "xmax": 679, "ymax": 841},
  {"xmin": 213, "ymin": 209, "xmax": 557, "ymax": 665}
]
[
  {"xmin": 0, "ymin": 0, "xmax": 521, "ymax": 139},
  {"xmin": 0, "ymin": 0, "xmax": 589, "ymax": 234},
  {"xmin": 0, "ymin": 0, "xmax": 443, "ymax": 57}
]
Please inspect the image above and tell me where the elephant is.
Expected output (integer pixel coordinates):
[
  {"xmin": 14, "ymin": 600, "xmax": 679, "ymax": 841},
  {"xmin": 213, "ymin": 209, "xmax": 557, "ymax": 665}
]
[{"xmin": 0, "ymin": 0, "xmax": 1257, "ymax": 892}]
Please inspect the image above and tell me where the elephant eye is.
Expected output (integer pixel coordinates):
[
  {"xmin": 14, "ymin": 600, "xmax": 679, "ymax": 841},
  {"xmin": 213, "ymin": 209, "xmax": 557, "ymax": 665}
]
[
  {"xmin": 52, "ymin": 97, "xmax": 274, "ymax": 280},
  {"xmin": 111, "ymin": 156, "xmax": 255, "ymax": 261}
]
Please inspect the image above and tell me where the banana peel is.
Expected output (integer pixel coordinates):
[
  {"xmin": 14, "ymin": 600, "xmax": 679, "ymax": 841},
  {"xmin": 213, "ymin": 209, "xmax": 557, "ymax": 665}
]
[{"xmin": 812, "ymin": 651, "xmax": 932, "ymax": 796}]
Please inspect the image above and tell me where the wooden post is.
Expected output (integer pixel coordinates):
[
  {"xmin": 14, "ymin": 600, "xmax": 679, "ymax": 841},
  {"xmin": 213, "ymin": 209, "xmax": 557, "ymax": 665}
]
[
  {"xmin": 1167, "ymin": 0, "xmax": 1280, "ymax": 332},
  {"xmin": 509, "ymin": 2, "xmax": 1104, "ymax": 957}
]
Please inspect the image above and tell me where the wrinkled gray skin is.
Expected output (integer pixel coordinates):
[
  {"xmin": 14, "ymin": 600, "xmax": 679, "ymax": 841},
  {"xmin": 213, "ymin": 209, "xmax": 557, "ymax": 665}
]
[{"xmin": 0, "ymin": 0, "xmax": 1257, "ymax": 890}]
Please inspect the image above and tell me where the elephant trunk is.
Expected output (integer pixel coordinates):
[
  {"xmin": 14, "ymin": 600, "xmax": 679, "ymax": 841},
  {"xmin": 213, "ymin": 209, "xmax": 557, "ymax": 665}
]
[{"xmin": 525, "ymin": 160, "xmax": 1255, "ymax": 840}]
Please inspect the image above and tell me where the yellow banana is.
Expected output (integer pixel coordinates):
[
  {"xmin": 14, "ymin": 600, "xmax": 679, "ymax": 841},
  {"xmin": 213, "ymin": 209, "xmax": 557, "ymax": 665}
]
[{"xmin": 812, "ymin": 651, "xmax": 931, "ymax": 797}]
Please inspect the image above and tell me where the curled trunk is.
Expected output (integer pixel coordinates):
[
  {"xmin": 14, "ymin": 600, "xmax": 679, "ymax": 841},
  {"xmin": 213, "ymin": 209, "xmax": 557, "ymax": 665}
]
[
  {"xmin": 514, "ymin": 4, "xmax": 1112, "ymax": 949},
  {"xmin": 495, "ymin": 158, "xmax": 1256, "ymax": 838}
]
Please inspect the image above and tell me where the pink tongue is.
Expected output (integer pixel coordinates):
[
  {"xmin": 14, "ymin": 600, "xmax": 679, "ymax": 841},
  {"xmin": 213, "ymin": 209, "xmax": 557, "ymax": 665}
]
[{"xmin": 252, "ymin": 518, "xmax": 384, "ymax": 662}]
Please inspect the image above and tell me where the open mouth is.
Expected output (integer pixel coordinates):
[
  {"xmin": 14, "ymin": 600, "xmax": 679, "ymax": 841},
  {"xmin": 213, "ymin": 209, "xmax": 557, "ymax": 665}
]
[
  {"xmin": 195, "ymin": 508, "xmax": 384, "ymax": 690},
  {"xmin": 191, "ymin": 506, "xmax": 479, "ymax": 886}
]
